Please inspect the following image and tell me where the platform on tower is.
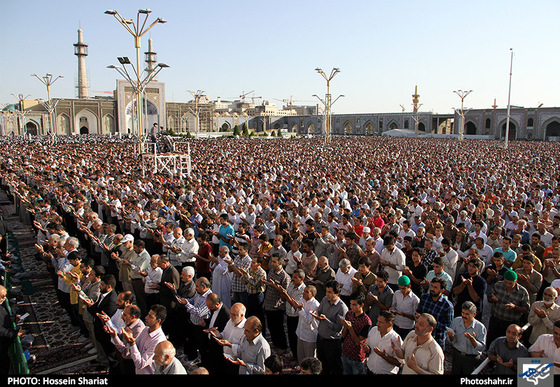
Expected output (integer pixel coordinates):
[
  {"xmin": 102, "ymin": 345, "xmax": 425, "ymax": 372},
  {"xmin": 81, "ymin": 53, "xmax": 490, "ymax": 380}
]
[{"xmin": 140, "ymin": 141, "xmax": 192, "ymax": 177}]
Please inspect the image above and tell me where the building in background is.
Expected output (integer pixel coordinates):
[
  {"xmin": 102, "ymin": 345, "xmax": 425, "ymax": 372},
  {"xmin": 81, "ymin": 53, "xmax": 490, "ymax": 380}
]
[{"xmin": 1, "ymin": 29, "xmax": 560, "ymax": 141}]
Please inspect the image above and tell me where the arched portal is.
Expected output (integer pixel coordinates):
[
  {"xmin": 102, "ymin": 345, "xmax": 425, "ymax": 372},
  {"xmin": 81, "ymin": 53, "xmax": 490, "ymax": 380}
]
[
  {"xmin": 364, "ymin": 121, "xmax": 375, "ymax": 136},
  {"xmin": 26, "ymin": 121, "xmax": 38, "ymax": 136},
  {"xmin": 343, "ymin": 121, "xmax": 352, "ymax": 135},
  {"xmin": 306, "ymin": 122, "xmax": 315, "ymax": 135},
  {"xmin": 75, "ymin": 109, "xmax": 98, "ymax": 135},
  {"xmin": 220, "ymin": 122, "xmax": 231, "ymax": 132},
  {"xmin": 545, "ymin": 121, "xmax": 560, "ymax": 138},
  {"xmin": 126, "ymin": 98, "xmax": 159, "ymax": 134},
  {"xmin": 465, "ymin": 121, "xmax": 477, "ymax": 135},
  {"xmin": 58, "ymin": 114, "xmax": 71, "ymax": 135},
  {"xmin": 501, "ymin": 122, "xmax": 517, "ymax": 140}
]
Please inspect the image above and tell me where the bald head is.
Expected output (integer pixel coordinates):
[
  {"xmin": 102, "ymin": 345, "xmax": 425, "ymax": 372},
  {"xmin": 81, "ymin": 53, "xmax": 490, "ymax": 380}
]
[{"xmin": 154, "ymin": 340, "xmax": 176, "ymax": 368}]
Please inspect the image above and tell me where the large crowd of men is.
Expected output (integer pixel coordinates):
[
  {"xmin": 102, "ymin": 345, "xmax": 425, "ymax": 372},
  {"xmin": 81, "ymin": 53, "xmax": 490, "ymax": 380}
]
[{"xmin": 1, "ymin": 134, "xmax": 560, "ymax": 375}]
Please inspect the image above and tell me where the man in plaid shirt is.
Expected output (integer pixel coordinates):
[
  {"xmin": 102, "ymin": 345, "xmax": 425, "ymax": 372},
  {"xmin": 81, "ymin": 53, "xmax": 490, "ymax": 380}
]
[
  {"xmin": 416, "ymin": 277, "xmax": 453, "ymax": 349},
  {"xmin": 486, "ymin": 269, "xmax": 530, "ymax": 345},
  {"xmin": 262, "ymin": 254, "xmax": 291, "ymax": 354}
]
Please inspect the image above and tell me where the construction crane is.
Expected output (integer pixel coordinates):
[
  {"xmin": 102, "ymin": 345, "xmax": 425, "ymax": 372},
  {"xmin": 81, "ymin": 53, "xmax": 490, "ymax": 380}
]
[
  {"xmin": 249, "ymin": 93, "xmax": 262, "ymax": 105},
  {"xmin": 239, "ymin": 90, "xmax": 255, "ymax": 103},
  {"xmin": 273, "ymin": 96, "xmax": 313, "ymax": 111}
]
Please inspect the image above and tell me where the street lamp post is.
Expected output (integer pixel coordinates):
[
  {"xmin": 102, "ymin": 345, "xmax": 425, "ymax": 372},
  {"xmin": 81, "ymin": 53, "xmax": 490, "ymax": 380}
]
[
  {"xmin": 105, "ymin": 9, "xmax": 166, "ymax": 139},
  {"xmin": 315, "ymin": 67, "xmax": 341, "ymax": 144},
  {"xmin": 11, "ymin": 93, "xmax": 30, "ymax": 137},
  {"xmin": 453, "ymin": 89, "xmax": 473, "ymax": 141},
  {"xmin": 187, "ymin": 90, "xmax": 204, "ymax": 139},
  {"xmin": 107, "ymin": 58, "xmax": 169, "ymax": 147},
  {"xmin": 504, "ymin": 48, "xmax": 514, "ymax": 149},
  {"xmin": 31, "ymin": 73, "xmax": 63, "ymax": 135},
  {"xmin": 412, "ymin": 103, "xmax": 423, "ymax": 138}
]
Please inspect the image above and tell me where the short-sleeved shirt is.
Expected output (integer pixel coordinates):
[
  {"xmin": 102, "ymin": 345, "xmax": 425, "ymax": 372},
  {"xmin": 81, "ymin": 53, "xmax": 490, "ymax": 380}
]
[
  {"xmin": 365, "ymin": 327, "xmax": 402, "ymax": 374},
  {"xmin": 401, "ymin": 331, "xmax": 444, "ymax": 374},
  {"xmin": 528, "ymin": 334, "xmax": 560, "ymax": 374},
  {"xmin": 488, "ymin": 337, "xmax": 529, "ymax": 375},
  {"xmin": 342, "ymin": 310, "xmax": 372, "ymax": 361},
  {"xmin": 425, "ymin": 270, "xmax": 453, "ymax": 292}
]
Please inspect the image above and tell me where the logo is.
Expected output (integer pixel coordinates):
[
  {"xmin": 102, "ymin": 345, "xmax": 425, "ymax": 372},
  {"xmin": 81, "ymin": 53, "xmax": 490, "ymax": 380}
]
[{"xmin": 518, "ymin": 358, "xmax": 554, "ymax": 387}]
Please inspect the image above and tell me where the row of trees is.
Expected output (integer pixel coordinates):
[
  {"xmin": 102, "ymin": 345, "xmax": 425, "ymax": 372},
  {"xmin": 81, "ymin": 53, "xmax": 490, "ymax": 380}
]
[{"xmin": 230, "ymin": 123, "xmax": 283, "ymax": 138}]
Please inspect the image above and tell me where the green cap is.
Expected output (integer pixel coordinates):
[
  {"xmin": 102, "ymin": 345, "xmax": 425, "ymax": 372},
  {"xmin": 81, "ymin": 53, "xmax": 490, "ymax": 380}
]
[
  {"xmin": 398, "ymin": 275, "xmax": 411, "ymax": 286},
  {"xmin": 504, "ymin": 270, "xmax": 518, "ymax": 281}
]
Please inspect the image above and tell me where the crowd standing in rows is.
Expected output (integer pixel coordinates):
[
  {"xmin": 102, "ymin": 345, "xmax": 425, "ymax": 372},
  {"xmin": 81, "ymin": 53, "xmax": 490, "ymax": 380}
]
[{"xmin": 1, "ymin": 135, "xmax": 560, "ymax": 375}]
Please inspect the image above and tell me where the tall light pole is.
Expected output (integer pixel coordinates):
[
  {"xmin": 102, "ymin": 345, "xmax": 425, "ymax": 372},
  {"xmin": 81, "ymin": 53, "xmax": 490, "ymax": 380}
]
[
  {"xmin": 412, "ymin": 103, "xmax": 423, "ymax": 137},
  {"xmin": 107, "ymin": 57, "xmax": 169, "ymax": 144},
  {"xmin": 453, "ymin": 89, "xmax": 472, "ymax": 141},
  {"xmin": 105, "ymin": 9, "xmax": 166, "ymax": 139},
  {"xmin": 187, "ymin": 90, "xmax": 204, "ymax": 139},
  {"xmin": 504, "ymin": 48, "xmax": 514, "ymax": 149},
  {"xmin": 11, "ymin": 93, "xmax": 30, "ymax": 136},
  {"xmin": 315, "ymin": 67, "xmax": 341, "ymax": 143},
  {"xmin": 32, "ymin": 73, "xmax": 63, "ymax": 135}
]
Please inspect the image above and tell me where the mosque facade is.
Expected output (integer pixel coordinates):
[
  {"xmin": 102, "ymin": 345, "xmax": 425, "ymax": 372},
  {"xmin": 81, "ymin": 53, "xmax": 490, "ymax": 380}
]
[{"xmin": 2, "ymin": 29, "xmax": 560, "ymax": 141}]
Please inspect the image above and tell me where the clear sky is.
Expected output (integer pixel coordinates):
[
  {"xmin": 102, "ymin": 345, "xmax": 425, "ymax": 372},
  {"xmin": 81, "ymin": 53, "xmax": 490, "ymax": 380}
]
[{"xmin": 1, "ymin": 0, "xmax": 559, "ymax": 114}]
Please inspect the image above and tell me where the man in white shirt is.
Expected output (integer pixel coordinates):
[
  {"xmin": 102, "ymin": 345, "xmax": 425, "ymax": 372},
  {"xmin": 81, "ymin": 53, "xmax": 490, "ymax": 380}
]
[
  {"xmin": 475, "ymin": 237, "xmax": 495, "ymax": 268},
  {"xmin": 335, "ymin": 259, "xmax": 357, "ymax": 306},
  {"xmin": 439, "ymin": 238, "xmax": 459, "ymax": 281},
  {"xmin": 209, "ymin": 302, "xmax": 248, "ymax": 374},
  {"xmin": 295, "ymin": 285, "xmax": 321, "ymax": 364},
  {"xmin": 180, "ymin": 228, "xmax": 199, "ymax": 268},
  {"xmin": 379, "ymin": 235, "xmax": 406, "ymax": 291},
  {"xmin": 528, "ymin": 320, "xmax": 560, "ymax": 374},
  {"xmin": 364, "ymin": 310, "xmax": 403, "ymax": 374}
]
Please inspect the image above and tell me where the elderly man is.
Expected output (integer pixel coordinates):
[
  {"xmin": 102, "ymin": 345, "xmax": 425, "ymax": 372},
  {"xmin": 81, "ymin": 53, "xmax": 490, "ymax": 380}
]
[
  {"xmin": 226, "ymin": 316, "xmax": 271, "ymax": 374},
  {"xmin": 394, "ymin": 313, "xmax": 444, "ymax": 375},
  {"xmin": 154, "ymin": 341, "xmax": 187, "ymax": 374},
  {"xmin": 112, "ymin": 234, "xmax": 137, "ymax": 293},
  {"xmin": 177, "ymin": 277, "xmax": 212, "ymax": 364},
  {"xmin": 527, "ymin": 287, "xmax": 560, "ymax": 345},
  {"xmin": 210, "ymin": 302, "xmax": 248, "ymax": 374},
  {"xmin": 335, "ymin": 258, "xmax": 357, "ymax": 306}
]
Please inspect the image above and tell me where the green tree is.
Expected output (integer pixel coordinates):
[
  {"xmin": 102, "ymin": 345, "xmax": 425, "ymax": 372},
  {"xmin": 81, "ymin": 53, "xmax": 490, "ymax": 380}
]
[{"xmin": 233, "ymin": 125, "xmax": 240, "ymax": 137}]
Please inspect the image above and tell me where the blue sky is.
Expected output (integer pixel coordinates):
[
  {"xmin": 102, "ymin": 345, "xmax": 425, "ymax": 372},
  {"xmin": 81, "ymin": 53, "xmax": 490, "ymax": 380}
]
[{"xmin": 1, "ymin": 0, "xmax": 559, "ymax": 114}]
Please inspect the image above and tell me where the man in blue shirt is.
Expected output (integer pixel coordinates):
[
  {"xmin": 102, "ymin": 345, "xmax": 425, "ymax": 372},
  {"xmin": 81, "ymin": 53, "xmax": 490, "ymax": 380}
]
[
  {"xmin": 494, "ymin": 236, "xmax": 517, "ymax": 268},
  {"xmin": 447, "ymin": 301, "xmax": 487, "ymax": 374},
  {"xmin": 416, "ymin": 276, "xmax": 454, "ymax": 349}
]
